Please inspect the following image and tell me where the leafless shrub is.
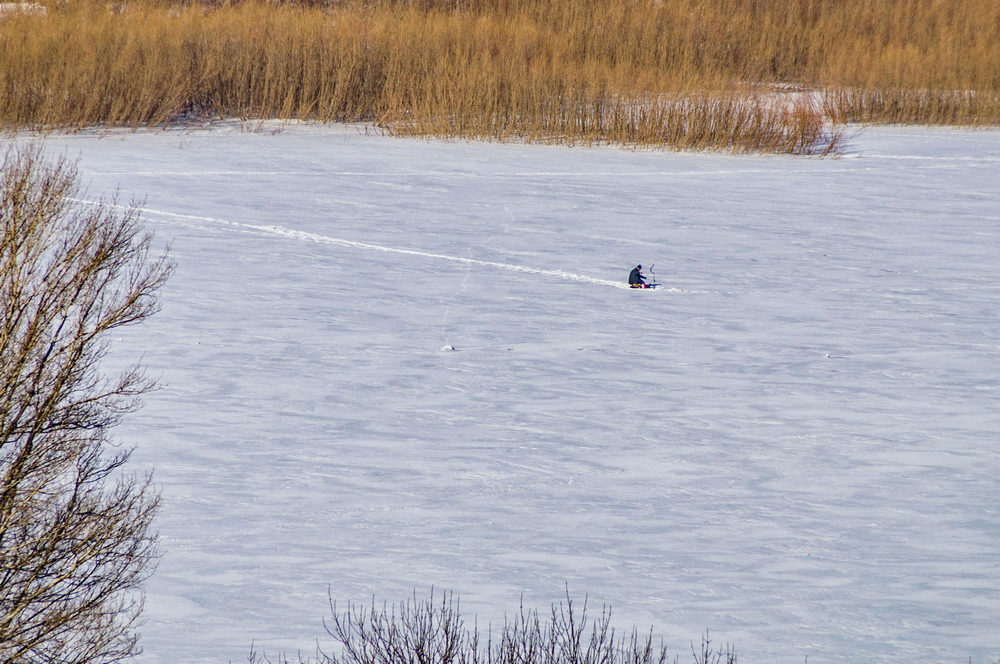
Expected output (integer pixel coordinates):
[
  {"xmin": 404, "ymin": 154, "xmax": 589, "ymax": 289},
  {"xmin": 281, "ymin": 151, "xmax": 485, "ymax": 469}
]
[
  {"xmin": 0, "ymin": 145, "xmax": 172, "ymax": 664},
  {"xmin": 324, "ymin": 592, "xmax": 476, "ymax": 664},
  {"xmin": 249, "ymin": 590, "xmax": 737, "ymax": 664},
  {"xmin": 689, "ymin": 632, "xmax": 735, "ymax": 664}
]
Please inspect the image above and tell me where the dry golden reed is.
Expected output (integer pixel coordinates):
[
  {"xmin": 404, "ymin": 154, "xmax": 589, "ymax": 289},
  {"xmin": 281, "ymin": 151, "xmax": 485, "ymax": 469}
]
[{"xmin": 1, "ymin": 0, "xmax": 998, "ymax": 152}]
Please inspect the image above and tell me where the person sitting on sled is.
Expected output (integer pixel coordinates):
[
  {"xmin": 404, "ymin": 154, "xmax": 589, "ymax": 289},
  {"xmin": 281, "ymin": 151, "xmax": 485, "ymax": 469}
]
[{"xmin": 628, "ymin": 265, "xmax": 648, "ymax": 288}]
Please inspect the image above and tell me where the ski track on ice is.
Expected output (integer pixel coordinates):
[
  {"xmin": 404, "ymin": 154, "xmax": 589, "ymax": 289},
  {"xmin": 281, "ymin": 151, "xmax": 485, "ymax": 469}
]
[
  {"xmin": 77, "ymin": 201, "xmax": 999, "ymax": 298},
  {"xmin": 92, "ymin": 203, "xmax": 637, "ymax": 290}
]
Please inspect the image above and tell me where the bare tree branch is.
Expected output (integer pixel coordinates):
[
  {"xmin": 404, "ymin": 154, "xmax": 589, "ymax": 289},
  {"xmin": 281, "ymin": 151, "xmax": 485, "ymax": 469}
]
[{"xmin": 1, "ymin": 144, "xmax": 172, "ymax": 664}]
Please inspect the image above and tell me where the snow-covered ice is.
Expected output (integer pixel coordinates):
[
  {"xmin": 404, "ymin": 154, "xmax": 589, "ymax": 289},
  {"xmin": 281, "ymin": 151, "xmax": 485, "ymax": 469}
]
[{"xmin": 23, "ymin": 124, "xmax": 1000, "ymax": 664}]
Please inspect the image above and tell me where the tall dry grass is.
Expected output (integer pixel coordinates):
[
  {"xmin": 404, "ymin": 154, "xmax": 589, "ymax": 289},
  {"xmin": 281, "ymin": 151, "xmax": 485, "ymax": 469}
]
[{"xmin": 1, "ymin": 0, "xmax": 998, "ymax": 152}]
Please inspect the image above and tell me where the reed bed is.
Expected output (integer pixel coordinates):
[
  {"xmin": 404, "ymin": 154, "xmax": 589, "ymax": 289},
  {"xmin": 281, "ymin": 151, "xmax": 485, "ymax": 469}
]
[
  {"xmin": 822, "ymin": 89, "xmax": 1000, "ymax": 127},
  {"xmin": 1, "ymin": 0, "xmax": 998, "ymax": 152}
]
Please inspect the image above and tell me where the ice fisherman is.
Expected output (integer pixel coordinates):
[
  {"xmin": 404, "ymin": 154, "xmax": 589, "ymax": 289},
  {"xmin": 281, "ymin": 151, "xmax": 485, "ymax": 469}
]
[{"xmin": 628, "ymin": 264, "xmax": 648, "ymax": 289}]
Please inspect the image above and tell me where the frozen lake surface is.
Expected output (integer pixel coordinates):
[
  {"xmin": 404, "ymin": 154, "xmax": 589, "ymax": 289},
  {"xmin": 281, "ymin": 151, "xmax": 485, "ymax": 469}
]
[{"xmin": 29, "ymin": 124, "xmax": 1000, "ymax": 664}]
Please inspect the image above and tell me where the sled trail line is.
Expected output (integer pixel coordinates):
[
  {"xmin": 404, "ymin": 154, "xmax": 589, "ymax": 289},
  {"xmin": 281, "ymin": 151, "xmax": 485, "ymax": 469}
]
[{"xmin": 140, "ymin": 206, "xmax": 634, "ymax": 289}]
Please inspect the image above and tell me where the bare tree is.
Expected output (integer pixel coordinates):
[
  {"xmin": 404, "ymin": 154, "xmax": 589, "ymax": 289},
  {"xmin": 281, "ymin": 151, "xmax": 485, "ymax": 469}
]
[{"xmin": 0, "ymin": 145, "xmax": 172, "ymax": 664}]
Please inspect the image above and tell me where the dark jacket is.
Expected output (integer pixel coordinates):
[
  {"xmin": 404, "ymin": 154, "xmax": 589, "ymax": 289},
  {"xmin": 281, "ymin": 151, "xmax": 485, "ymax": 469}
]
[{"xmin": 628, "ymin": 267, "xmax": 646, "ymax": 286}]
